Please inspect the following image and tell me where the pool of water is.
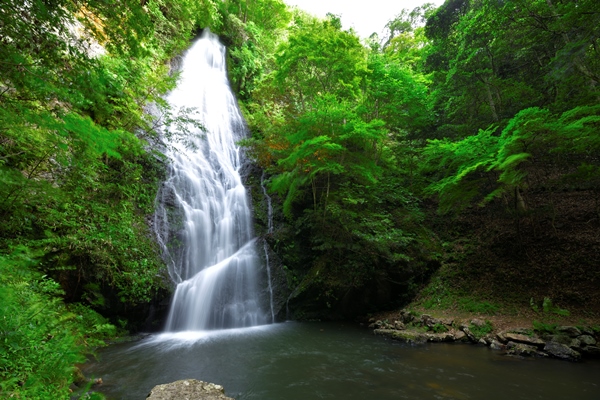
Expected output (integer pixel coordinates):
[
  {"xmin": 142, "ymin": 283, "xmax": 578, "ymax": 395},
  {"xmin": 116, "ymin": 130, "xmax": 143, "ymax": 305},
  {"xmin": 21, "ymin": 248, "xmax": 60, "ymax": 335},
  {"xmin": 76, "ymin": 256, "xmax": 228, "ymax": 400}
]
[{"xmin": 83, "ymin": 322, "xmax": 600, "ymax": 399}]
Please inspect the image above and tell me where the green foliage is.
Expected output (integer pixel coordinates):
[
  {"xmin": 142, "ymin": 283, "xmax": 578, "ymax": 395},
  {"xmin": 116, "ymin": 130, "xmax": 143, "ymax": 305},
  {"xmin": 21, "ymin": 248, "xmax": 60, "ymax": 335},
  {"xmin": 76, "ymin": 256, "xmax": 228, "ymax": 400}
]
[
  {"xmin": 419, "ymin": 269, "xmax": 456, "ymax": 310},
  {"xmin": 532, "ymin": 320, "xmax": 558, "ymax": 335},
  {"xmin": 381, "ymin": 3, "xmax": 437, "ymax": 70},
  {"xmin": 0, "ymin": 249, "xmax": 116, "ymax": 399},
  {"xmin": 423, "ymin": 105, "xmax": 600, "ymax": 213},
  {"xmin": 531, "ymin": 297, "xmax": 570, "ymax": 317},
  {"xmin": 362, "ymin": 52, "xmax": 431, "ymax": 135},
  {"xmin": 240, "ymin": 9, "xmax": 439, "ymax": 316},
  {"xmin": 0, "ymin": 1, "xmax": 223, "ymax": 396},
  {"xmin": 431, "ymin": 323, "xmax": 449, "ymax": 334},
  {"xmin": 469, "ymin": 320, "xmax": 493, "ymax": 339},
  {"xmin": 458, "ymin": 298, "xmax": 499, "ymax": 315},
  {"xmin": 424, "ymin": 0, "xmax": 600, "ymax": 142},
  {"xmin": 219, "ymin": 0, "xmax": 291, "ymax": 100}
]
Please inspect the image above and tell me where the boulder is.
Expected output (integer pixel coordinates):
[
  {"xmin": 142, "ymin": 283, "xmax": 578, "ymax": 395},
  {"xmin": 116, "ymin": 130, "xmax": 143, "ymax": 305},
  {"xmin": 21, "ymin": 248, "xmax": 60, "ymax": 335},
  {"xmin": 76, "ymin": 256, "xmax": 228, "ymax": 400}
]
[
  {"xmin": 578, "ymin": 335, "xmax": 597, "ymax": 346},
  {"xmin": 489, "ymin": 339, "xmax": 505, "ymax": 351},
  {"xmin": 460, "ymin": 325, "xmax": 477, "ymax": 343},
  {"xmin": 399, "ymin": 309, "xmax": 415, "ymax": 324},
  {"xmin": 496, "ymin": 332, "xmax": 507, "ymax": 343},
  {"xmin": 581, "ymin": 346, "xmax": 600, "ymax": 356},
  {"xmin": 580, "ymin": 327, "xmax": 596, "ymax": 336},
  {"xmin": 384, "ymin": 329, "xmax": 428, "ymax": 344},
  {"xmin": 544, "ymin": 342, "xmax": 581, "ymax": 361},
  {"xmin": 556, "ymin": 326, "xmax": 582, "ymax": 337},
  {"xmin": 544, "ymin": 334, "xmax": 572, "ymax": 345},
  {"xmin": 368, "ymin": 320, "xmax": 384, "ymax": 329},
  {"xmin": 453, "ymin": 330, "xmax": 467, "ymax": 342},
  {"xmin": 503, "ymin": 333, "xmax": 545, "ymax": 347},
  {"xmin": 470, "ymin": 319, "xmax": 486, "ymax": 328},
  {"xmin": 508, "ymin": 328, "xmax": 531, "ymax": 335},
  {"xmin": 506, "ymin": 341, "xmax": 539, "ymax": 357},
  {"xmin": 147, "ymin": 379, "xmax": 233, "ymax": 400},
  {"xmin": 569, "ymin": 338, "xmax": 582, "ymax": 350},
  {"xmin": 394, "ymin": 320, "xmax": 405, "ymax": 330},
  {"xmin": 426, "ymin": 332, "xmax": 454, "ymax": 343},
  {"xmin": 420, "ymin": 314, "xmax": 441, "ymax": 328}
]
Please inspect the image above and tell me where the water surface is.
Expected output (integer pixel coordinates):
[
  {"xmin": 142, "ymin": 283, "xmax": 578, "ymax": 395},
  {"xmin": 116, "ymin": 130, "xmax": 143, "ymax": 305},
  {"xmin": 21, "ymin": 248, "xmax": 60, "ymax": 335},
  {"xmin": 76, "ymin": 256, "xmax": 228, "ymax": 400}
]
[{"xmin": 84, "ymin": 322, "xmax": 600, "ymax": 399}]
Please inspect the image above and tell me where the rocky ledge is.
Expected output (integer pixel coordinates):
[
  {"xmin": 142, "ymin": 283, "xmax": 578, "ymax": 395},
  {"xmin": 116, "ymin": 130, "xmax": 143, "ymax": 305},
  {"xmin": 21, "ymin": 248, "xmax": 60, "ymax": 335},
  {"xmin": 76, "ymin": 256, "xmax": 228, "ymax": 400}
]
[
  {"xmin": 147, "ymin": 379, "xmax": 233, "ymax": 400},
  {"xmin": 369, "ymin": 310, "xmax": 600, "ymax": 362}
]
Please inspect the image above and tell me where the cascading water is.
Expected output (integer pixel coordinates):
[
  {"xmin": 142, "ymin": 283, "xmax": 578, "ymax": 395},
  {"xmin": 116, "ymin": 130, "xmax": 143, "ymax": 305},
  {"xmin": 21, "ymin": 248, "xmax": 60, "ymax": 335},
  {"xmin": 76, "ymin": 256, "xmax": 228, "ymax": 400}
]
[
  {"xmin": 154, "ymin": 30, "xmax": 268, "ymax": 331},
  {"xmin": 260, "ymin": 171, "xmax": 276, "ymax": 322}
]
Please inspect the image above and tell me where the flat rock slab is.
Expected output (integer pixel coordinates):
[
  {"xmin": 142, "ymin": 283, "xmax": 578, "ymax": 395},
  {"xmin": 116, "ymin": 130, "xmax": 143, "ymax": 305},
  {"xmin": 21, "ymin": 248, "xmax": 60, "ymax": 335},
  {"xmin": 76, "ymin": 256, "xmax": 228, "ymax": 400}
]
[
  {"xmin": 147, "ymin": 379, "xmax": 233, "ymax": 400},
  {"xmin": 504, "ymin": 333, "xmax": 545, "ymax": 347}
]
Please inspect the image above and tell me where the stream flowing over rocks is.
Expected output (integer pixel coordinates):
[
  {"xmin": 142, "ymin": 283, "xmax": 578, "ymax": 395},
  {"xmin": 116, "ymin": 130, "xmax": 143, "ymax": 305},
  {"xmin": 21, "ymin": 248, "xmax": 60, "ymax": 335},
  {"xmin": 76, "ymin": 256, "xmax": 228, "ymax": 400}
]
[{"xmin": 370, "ymin": 310, "xmax": 600, "ymax": 362}]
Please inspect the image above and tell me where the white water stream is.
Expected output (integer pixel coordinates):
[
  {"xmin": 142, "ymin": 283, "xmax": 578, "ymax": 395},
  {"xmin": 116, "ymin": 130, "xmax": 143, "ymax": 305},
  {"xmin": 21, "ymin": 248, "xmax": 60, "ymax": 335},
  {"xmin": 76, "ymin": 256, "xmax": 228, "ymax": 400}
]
[{"xmin": 154, "ymin": 31, "xmax": 268, "ymax": 331}]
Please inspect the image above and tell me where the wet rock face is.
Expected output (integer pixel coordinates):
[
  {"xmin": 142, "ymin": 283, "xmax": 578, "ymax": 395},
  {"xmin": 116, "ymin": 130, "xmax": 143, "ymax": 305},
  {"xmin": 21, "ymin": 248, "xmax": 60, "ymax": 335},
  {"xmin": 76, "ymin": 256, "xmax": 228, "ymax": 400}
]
[{"xmin": 147, "ymin": 379, "xmax": 233, "ymax": 400}]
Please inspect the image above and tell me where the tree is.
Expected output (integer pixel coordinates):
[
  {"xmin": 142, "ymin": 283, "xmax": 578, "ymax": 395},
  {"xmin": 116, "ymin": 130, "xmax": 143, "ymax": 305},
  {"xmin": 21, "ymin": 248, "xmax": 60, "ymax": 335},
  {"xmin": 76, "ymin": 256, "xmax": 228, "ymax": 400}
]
[
  {"xmin": 423, "ymin": 105, "xmax": 600, "ymax": 215},
  {"xmin": 219, "ymin": 0, "xmax": 291, "ymax": 99},
  {"xmin": 423, "ymin": 0, "xmax": 600, "ymax": 139}
]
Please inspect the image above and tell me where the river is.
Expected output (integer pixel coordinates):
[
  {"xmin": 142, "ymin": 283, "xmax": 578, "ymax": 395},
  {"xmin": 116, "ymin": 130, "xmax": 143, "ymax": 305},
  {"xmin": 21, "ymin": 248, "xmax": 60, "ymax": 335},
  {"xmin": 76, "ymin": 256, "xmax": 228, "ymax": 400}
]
[{"xmin": 84, "ymin": 321, "xmax": 600, "ymax": 399}]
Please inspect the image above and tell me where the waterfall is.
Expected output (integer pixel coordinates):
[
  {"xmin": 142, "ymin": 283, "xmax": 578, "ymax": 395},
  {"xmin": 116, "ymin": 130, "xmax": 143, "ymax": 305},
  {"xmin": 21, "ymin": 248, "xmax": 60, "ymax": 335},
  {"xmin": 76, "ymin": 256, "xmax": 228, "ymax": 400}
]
[
  {"xmin": 154, "ymin": 30, "xmax": 268, "ymax": 331},
  {"xmin": 260, "ymin": 171, "xmax": 274, "ymax": 235},
  {"xmin": 260, "ymin": 171, "xmax": 275, "ymax": 322}
]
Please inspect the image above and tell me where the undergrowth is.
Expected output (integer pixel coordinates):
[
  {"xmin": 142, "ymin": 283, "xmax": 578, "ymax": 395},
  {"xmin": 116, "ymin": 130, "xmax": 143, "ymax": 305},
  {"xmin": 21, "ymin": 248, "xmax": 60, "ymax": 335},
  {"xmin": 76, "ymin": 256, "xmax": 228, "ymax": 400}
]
[
  {"xmin": 469, "ymin": 320, "xmax": 494, "ymax": 339},
  {"xmin": 417, "ymin": 264, "xmax": 500, "ymax": 315},
  {"xmin": 0, "ymin": 249, "xmax": 116, "ymax": 399}
]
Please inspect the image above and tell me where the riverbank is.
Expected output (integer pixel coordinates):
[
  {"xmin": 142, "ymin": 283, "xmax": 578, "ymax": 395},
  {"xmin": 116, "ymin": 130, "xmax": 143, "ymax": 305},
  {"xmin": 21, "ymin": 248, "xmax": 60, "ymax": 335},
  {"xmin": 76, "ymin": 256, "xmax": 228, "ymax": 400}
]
[{"xmin": 365, "ymin": 307, "xmax": 600, "ymax": 362}]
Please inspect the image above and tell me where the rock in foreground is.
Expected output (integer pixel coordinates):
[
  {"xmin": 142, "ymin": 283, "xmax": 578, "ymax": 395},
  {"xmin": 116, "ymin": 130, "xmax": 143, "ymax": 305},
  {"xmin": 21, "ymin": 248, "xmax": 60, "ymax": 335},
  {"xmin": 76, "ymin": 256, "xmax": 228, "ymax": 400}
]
[{"xmin": 147, "ymin": 379, "xmax": 233, "ymax": 400}]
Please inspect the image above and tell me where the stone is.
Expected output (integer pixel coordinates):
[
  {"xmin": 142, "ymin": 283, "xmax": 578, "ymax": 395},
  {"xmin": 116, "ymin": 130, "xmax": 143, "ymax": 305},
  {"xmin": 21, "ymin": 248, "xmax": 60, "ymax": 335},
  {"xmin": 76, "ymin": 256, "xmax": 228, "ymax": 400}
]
[
  {"xmin": 496, "ymin": 332, "xmax": 507, "ymax": 343},
  {"xmin": 420, "ymin": 314, "xmax": 441, "ymax": 328},
  {"xmin": 579, "ymin": 335, "xmax": 597, "ymax": 346},
  {"xmin": 545, "ymin": 334, "xmax": 572, "ymax": 345},
  {"xmin": 453, "ymin": 330, "xmax": 467, "ymax": 341},
  {"xmin": 581, "ymin": 346, "xmax": 600, "ymax": 356},
  {"xmin": 369, "ymin": 320, "xmax": 386, "ymax": 329},
  {"xmin": 147, "ymin": 379, "xmax": 233, "ymax": 400},
  {"xmin": 470, "ymin": 319, "xmax": 486, "ymax": 328},
  {"xmin": 507, "ymin": 327, "xmax": 531, "ymax": 335},
  {"xmin": 556, "ymin": 326, "xmax": 582, "ymax": 337},
  {"xmin": 394, "ymin": 320, "xmax": 405, "ymax": 330},
  {"xmin": 426, "ymin": 332, "xmax": 454, "ymax": 343},
  {"xmin": 506, "ymin": 341, "xmax": 538, "ymax": 357},
  {"xmin": 399, "ymin": 309, "xmax": 415, "ymax": 324},
  {"xmin": 544, "ymin": 342, "xmax": 581, "ymax": 361},
  {"xmin": 460, "ymin": 325, "xmax": 477, "ymax": 343},
  {"xmin": 393, "ymin": 331, "xmax": 428, "ymax": 344},
  {"xmin": 440, "ymin": 318, "xmax": 454, "ymax": 326},
  {"xmin": 489, "ymin": 340, "xmax": 505, "ymax": 351},
  {"xmin": 373, "ymin": 328, "xmax": 394, "ymax": 337},
  {"xmin": 580, "ymin": 327, "xmax": 595, "ymax": 336},
  {"xmin": 503, "ymin": 333, "xmax": 545, "ymax": 347}
]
